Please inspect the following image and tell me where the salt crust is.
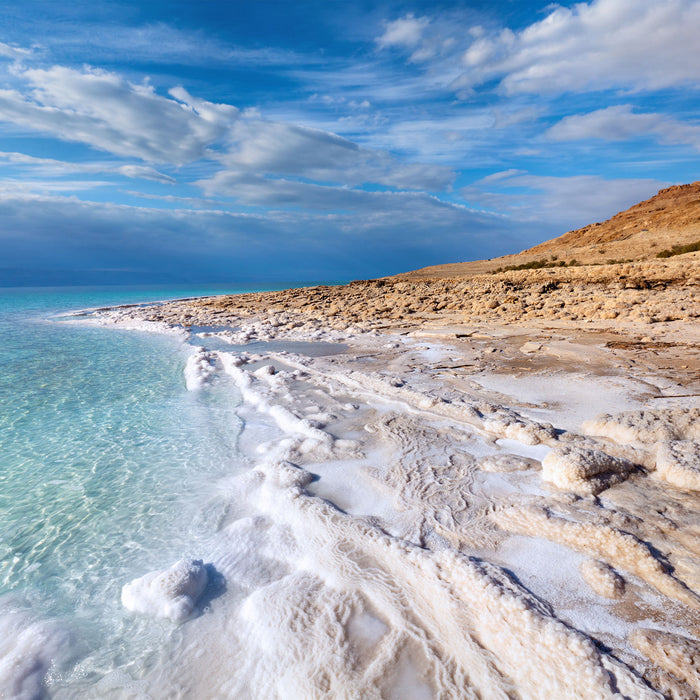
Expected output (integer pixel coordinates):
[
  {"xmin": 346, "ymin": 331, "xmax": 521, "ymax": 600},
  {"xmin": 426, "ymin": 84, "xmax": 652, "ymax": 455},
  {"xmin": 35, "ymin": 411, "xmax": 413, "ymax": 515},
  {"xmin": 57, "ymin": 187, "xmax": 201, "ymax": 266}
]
[
  {"xmin": 0, "ymin": 609, "xmax": 67, "ymax": 699},
  {"xmin": 85, "ymin": 305, "xmax": 699, "ymax": 696},
  {"xmin": 271, "ymin": 353, "xmax": 558, "ymax": 447},
  {"xmin": 199, "ymin": 353, "xmax": 659, "ymax": 698},
  {"xmin": 542, "ymin": 445, "xmax": 634, "ymax": 495},
  {"xmin": 121, "ymin": 558, "xmax": 208, "ymax": 622},
  {"xmin": 231, "ymin": 460, "xmax": 661, "ymax": 699},
  {"xmin": 630, "ymin": 628, "xmax": 700, "ymax": 696},
  {"xmin": 184, "ymin": 347, "xmax": 218, "ymax": 391},
  {"xmin": 583, "ymin": 408, "xmax": 700, "ymax": 445},
  {"xmin": 494, "ymin": 505, "xmax": 700, "ymax": 609},
  {"xmin": 655, "ymin": 441, "xmax": 700, "ymax": 491},
  {"xmin": 580, "ymin": 559, "xmax": 626, "ymax": 599}
]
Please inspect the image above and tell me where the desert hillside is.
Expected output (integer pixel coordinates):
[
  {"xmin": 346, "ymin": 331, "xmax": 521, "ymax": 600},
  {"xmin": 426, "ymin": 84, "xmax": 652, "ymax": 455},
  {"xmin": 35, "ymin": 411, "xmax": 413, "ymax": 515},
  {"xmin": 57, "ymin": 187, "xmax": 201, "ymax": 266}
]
[{"xmin": 396, "ymin": 182, "xmax": 700, "ymax": 280}]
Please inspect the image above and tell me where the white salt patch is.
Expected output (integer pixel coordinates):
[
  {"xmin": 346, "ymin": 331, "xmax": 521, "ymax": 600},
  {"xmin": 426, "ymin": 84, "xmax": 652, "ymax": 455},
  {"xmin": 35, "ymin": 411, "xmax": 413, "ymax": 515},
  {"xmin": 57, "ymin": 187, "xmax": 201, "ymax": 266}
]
[
  {"xmin": 473, "ymin": 373, "xmax": 644, "ymax": 434},
  {"xmin": 542, "ymin": 445, "xmax": 634, "ymax": 495},
  {"xmin": 655, "ymin": 441, "xmax": 700, "ymax": 491},
  {"xmin": 0, "ymin": 609, "xmax": 67, "ymax": 700},
  {"xmin": 493, "ymin": 438, "xmax": 549, "ymax": 462},
  {"xmin": 184, "ymin": 348, "xmax": 218, "ymax": 391},
  {"xmin": 580, "ymin": 559, "xmax": 625, "ymax": 599},
  {"xmin": 583, "ymin": 407, "xmax": 700, "ymax": 444},
  {"xmin": 121, "ymin": 558, "xmax": 208, "ymax": 622}
]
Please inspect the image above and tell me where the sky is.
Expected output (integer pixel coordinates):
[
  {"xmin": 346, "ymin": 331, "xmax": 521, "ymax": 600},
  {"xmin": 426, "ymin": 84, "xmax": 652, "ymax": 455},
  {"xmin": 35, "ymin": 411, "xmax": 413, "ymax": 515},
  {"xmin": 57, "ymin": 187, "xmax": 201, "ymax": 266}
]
[{"xmin": 1, "ymin": 0, "xmax": 699, "ymax": 285}]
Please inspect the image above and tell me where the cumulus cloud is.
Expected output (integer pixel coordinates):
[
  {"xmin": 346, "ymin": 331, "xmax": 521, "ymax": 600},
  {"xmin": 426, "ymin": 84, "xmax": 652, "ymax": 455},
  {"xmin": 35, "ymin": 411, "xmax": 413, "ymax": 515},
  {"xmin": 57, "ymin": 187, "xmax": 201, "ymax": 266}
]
[
  {"xmin": 0, "ymin": 66, "xmax": 238, "ymax": 163},
  {"xmin": 547, "ymin": 105, "xmax": 700, "ymax": 151},
  {"xmin": 461, "ymin": 171, "xmax": 667, "ymax": 230},
  {"xmin": 456, "ymin": 0, "xmax": 700, "ymax": 94},
  {"xmin": 376, "ymin": 15, "xmax": 429, "ymax": 49}
]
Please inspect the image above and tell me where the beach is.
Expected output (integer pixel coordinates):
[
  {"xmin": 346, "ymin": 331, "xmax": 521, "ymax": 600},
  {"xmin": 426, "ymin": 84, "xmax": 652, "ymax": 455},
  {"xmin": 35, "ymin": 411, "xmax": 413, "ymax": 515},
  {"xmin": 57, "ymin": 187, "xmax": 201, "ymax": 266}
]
[{"xmin": 70, "ymin": 255, "xmax": 700, "ymax": 698}]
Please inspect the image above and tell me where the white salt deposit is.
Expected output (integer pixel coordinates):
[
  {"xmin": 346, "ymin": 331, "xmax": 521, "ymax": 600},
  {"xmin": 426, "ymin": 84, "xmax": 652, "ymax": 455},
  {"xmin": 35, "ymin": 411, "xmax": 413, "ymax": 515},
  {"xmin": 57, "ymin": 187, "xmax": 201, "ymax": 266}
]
[
  {"xmin": 655, "ymin": 440, "xmax": 700, "ymax": 490},
  {"xmin": 184, "ymin": 347, "xmax": 218, "ymax": 390},
  {"xmin": 580, "ymin": 559, "xmax": 626, "ymax": 599},
  {"xmin": 630, "ymin": 628, "xmax": 700, "ymax": 695},
  {"xmin": 541, "ymin": 445, "xmax": 635, "ymax": 494},
  {"xmin": 64, "ymin": 302, "xmax": 699, "ymax": 697},
  {"xmin": 121, "ymin": 558, "xmax": 208, "ymax": 622},
  {"xmin": 583, "ymin": 407, "xmax": 700, "ymax": 444},
  {"xmin": 0, "ymin": 609, "xmax": 67, "ymax": 700}
]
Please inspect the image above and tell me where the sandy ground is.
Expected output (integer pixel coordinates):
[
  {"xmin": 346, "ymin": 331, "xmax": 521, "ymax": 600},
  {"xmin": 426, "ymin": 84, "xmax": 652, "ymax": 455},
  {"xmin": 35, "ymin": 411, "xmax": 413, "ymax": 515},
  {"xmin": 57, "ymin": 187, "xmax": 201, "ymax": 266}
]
[{"xmin": 85, "ymin": 258, "xmax": 700, "ymax": 699}]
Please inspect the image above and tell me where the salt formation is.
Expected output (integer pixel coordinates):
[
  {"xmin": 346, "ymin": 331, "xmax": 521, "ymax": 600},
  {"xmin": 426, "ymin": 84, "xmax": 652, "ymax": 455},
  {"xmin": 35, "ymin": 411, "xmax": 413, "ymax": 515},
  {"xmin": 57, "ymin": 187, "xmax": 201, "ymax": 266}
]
[
  {"xmin": 494, "ymin": 505, "xmax": 700, "ymax": 609},
  {"xmin": 121, "ymin": 558, "xmax": 208, "ymax": 622},
  {"xmin": 583, "ymin": 407, "xmax": 700, "ymax": 444},
  {"xmin": 222, "ymin": 461, "xmax": 660, "ymax": 700},
  {"xmin": 78, "ymin": 296, "xmax": 700, "ymax": 698},
  {"xmin": 580, "ymin": 559, "xmax": 625, "ymax": 599},
  {"xmin": 655, "ymin": 440, "xmax": 700, "ymax": 491},
  {"xmin": 631, "ymin": 629, "xmax": 700, "ymax": 696},
  {"xmin": 541, "ymin": 445, "xmax": 634, "ymax": 494},
  {"xmin": 184, "ymin": 347, "xmax": 218, "ymax": 390},
  {"xmin": 0, "ymin": 610, "xmax": 66, "ymax": 700}
]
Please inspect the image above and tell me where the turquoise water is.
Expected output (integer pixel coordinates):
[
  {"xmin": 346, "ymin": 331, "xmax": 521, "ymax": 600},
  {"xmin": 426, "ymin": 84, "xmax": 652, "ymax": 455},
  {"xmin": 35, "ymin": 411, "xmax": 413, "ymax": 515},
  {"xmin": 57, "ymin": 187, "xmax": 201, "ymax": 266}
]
[{"xmin": 0, "ymin": 285, "xmax": 291, "ymax": 693}]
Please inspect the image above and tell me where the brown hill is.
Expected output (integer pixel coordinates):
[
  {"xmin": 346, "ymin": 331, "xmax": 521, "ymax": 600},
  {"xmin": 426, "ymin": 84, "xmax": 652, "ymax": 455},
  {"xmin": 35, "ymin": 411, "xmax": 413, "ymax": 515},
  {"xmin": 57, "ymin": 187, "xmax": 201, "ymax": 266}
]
[{"xmin": 396, "ymin": 182, "xmax": 700, "ymax": 280}]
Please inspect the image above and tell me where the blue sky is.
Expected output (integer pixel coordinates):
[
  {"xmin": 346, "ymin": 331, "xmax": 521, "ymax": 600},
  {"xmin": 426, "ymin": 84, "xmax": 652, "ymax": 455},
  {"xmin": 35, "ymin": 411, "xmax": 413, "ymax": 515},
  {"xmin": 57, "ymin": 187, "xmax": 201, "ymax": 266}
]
[{"xmin": 1, "ymin": 0, "xmax": 699, "ymax": 284}]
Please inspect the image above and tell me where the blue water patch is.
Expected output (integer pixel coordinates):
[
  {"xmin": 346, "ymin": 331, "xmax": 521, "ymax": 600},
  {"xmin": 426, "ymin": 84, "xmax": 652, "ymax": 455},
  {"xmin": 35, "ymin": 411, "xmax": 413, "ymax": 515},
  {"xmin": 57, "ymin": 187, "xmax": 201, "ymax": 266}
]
[{"xmin": 0, "ymin": 285, "xmax": 293, "ymax": 690}]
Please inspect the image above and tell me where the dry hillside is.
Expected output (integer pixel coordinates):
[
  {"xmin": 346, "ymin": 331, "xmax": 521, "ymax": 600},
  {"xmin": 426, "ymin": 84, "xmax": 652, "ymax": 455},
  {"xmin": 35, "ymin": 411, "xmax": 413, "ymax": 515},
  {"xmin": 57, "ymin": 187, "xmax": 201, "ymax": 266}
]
[{"xmin": 397, "ymin": 182, "xmax": 700, "ymax": 280}]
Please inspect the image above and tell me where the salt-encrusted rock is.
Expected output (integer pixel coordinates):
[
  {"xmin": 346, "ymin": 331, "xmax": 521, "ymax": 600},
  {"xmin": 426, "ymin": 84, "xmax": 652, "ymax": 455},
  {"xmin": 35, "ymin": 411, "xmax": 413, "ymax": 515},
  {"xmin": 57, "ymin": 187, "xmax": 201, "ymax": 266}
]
[
  {"xmin": 121, "ymin": 558, "xmax": 208, "ymax": 622},
  {"xmin": 631, "ymin": 628, "xmax": 700, "ymax": 696},
  {"xmin": 580, "ymin": 559, "xmax": 625, "ymax": 599},
  {"xmin": 480, "ymin": 454, "xmax": 540, "ymax": 473},
  {"xmin": 655, "ymin": 441, "xmax": 700, "ymax": 491},
  {"xmin": 583, "ymin": 408, "xmax": 700, "ymax": 445},
  {"xmin": 542, "ymin": 445, "xmax": 635, "ymax": 494}
]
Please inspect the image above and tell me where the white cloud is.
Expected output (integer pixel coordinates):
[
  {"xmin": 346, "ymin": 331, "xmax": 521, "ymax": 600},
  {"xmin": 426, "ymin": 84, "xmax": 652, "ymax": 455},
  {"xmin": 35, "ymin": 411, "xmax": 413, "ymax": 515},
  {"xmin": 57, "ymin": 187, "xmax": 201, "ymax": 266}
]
[
  {"xmin": 0, "ymin": 42, "xmax": 31, "ymax": 60},
  {"xmin": 461, "ymin": 171, "xmax": 668, "ymax": 229},
  {"xmin": 199, "ymin": 171, "xmax": 457, "ymax": 211},
  {"xmin": 456, "ymin": 0, "xmax": 700, "ymax": 94},
  {"xmin": 0, "ymin": 66, "xmax": 238, "ymax": 163},
  {"xmin": 197, "ymin": 116, "xmax": 454, "ymax": 208},
  {"xmin": 376, "ymin": 15, "xmax": 429, "ymax": 49},
  {"xmin": 116, "ymin": 165, "xmax": 176, "ymax": 184},
  {"xmin": 547, "ymin": 105, "xmax": 700, "ymax": 151},
  {"xmin": 0, "ymin": 151, "xmax": 175, "ymax": 183}
]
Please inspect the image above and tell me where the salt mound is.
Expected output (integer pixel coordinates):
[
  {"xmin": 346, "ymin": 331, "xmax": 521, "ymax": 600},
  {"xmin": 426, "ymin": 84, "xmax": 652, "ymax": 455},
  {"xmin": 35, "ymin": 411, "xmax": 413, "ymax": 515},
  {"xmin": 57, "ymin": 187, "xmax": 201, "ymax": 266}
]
[
  {"xmin": 583, "ymin": 407, "xmax": 700, "ymax": 445},
  {"xmin": 541, "ymin": 446, "xmax": 634, "ymax": 494},
  {"xmin": 121, "ymin": 558, "xmax": 208, "ymax": 622},
  {"xmin": 655, "ymin": 441, "xmax": 700, "ymax": 491},
  {"xmin": 184, "ymin": 348, "xmax": 217, "ymax": 391},
  {"xmin": 580, "ymin": 559, "xmax": 625, "ymax": 599},
  {"xmin": 0, "ymin": 610, "xmax": 66, "ymax": 700}
]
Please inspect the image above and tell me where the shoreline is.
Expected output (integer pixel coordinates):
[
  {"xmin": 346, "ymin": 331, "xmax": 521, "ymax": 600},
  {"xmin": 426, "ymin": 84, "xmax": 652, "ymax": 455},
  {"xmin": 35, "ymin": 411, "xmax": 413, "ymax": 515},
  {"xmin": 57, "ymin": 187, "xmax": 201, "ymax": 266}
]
[{"xmin": 82, "ymin": 259, "xmax": 700, "ymax": 698}]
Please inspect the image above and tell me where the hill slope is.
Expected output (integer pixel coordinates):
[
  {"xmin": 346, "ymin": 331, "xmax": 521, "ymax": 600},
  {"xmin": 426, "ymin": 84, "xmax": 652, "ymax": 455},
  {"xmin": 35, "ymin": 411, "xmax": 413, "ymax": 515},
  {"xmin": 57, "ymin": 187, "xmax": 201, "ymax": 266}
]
[{"xmin": 397, "ymin": 182, "xmax": 700, "ymax": 280}]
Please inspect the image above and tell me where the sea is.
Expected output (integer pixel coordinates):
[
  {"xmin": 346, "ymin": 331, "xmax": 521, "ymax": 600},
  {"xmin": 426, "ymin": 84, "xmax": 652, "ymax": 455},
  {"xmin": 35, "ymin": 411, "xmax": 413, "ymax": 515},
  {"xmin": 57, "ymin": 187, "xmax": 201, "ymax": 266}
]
[{"xmin": 0, "ymin": 285, "xmax": 309, "ymax": 697}]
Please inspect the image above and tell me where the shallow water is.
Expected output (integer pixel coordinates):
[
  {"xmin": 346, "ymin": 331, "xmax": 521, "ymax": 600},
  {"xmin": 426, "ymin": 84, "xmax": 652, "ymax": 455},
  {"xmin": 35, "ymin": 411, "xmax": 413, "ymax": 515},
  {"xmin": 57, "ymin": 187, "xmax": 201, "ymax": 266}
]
[{"xmin": 0, "ymin": 286, "xmax": 287, "ymax": 694}]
